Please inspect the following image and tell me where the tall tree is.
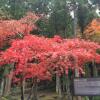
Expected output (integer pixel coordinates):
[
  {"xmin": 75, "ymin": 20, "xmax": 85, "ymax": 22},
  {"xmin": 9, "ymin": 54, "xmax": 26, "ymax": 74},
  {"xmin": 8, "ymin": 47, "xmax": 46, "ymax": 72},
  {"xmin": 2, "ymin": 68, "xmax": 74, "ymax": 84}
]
[
  {"xmin": 47, "ymin": 0, "xmax": 73, "ymax": 37},
  {"xmin": 77, "ymin": 4, "xmax": 96, "ymax": 37}
]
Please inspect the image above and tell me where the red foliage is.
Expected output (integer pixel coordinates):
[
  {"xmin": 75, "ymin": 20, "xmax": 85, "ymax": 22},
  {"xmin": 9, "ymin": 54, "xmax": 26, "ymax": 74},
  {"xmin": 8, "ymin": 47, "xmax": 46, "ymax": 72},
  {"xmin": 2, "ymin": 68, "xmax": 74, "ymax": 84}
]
[
  {"xmin": 0, "ymin": 35, "xmax": 100, "ymax": 82},
  {"xmin": 0, "ymin": 12, "xmax": 39, "ymax": 48}
]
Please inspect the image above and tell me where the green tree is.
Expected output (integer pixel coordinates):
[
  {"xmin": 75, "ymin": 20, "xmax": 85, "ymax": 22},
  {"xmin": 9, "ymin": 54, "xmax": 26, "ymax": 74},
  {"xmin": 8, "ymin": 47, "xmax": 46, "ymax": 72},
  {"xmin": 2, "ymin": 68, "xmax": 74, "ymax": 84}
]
[
  {"xmin": 36, "ymin": 0, "xmax": 73, "ymax": 38},
  {"xmin": 90, "ymin": 0, "xmax": 100, "ymax": 4},
  {"xmin": 48, "ymin": 10, "xmax": 73, "ymax": 37},
  {"xmin": 7, "ymin": 0, "xmax": 27, "ymax": 19},
  {"xmin": 77, "ymin": 5, "xmax": 96, "ymax": 37},
  {"xmin": 32, "ymin": 0, "xmax": 51, "ymax": 14}
]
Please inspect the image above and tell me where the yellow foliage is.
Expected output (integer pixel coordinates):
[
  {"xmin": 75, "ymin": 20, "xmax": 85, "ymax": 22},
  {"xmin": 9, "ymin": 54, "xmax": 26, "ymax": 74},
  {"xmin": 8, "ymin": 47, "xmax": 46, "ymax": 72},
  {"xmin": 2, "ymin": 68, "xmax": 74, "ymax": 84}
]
[{"xmin": 84, "ymin": 18, "xmax": 100, "ymax": 42}]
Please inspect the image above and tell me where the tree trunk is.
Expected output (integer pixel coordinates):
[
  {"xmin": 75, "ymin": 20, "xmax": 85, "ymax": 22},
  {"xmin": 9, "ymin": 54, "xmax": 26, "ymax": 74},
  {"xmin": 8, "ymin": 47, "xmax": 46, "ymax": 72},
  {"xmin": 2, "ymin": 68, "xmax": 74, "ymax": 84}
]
[
  {"xmin": 56, "ymin": 74, "xmax": 62, "ymax": 100},
  {"xmin": 3, "ymin": 75, "xmax": 13, "ymax": 96},
  {"xmin": 21, "ymin": 79, "xmax": 25, "ymax": 100},
  {"xmin": 92, "ymin": 61, "xmax": 98, "ymax": 77},
  {"xmin": 0, "ymin": 78, "xmax": 4, "ymax": 96},
  {"xmin": 27, "ymin": 84, "xmax": 33, "ymax": 100},
  {"xmin": 88, "ymin": 61, "xmax": 98, "ymax": 100},
  {"xmin": 32, "ymin": 78, "xmax": 38, "ymax": 100},
  {"xmin": 1, "ymin": 63, "xmax": 15, "ymax": 96},
  {"xmin": 6, "ymin": 64, "xmax": 15, "ymax": 95},
  {"xmin": 75, "ymin": 69, "xmax": 82, "ymax": 100},
  {"xmin": 66, "ymin": 76, "xmax": 72, "ymax": 100},
  {"xmin": 2, "ymin": 77, "xmax": 6, "ymax": 96},
  {"xmin": 62, "ymin": 74, "xmax": 66, "ymax": 92},
  {"xmin": 3, "ymin": 77, "xmax": 9, "ymax": 96}
]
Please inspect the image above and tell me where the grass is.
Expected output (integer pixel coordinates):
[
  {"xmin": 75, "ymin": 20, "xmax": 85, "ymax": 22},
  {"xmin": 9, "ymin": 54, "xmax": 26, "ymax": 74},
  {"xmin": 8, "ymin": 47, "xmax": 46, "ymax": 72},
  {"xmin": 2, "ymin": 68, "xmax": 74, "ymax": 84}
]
[{"xmin": 1, "ymin": 88, "xmax": 100, "ymax": 100}]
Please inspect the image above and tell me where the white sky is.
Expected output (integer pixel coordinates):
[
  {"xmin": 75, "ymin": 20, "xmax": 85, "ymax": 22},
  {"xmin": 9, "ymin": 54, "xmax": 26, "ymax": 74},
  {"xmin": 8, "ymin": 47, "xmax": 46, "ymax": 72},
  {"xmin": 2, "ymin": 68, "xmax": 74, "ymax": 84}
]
[{"xmin": 96, "ymin": 8, "xmax": 100, "ymax": 17}]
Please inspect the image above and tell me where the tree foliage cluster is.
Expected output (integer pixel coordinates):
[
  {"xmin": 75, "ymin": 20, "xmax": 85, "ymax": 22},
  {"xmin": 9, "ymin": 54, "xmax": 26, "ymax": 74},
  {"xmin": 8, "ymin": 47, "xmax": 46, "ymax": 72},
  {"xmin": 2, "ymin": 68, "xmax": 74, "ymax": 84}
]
[
  {"xmin": 0, "ymin": 13, "xmax": 99, "ymax": 100},
  {"xmin": 84, "ymin": 18, "xmax": 100, "ymax": 42},
  {"xmin": 0, "ymin": 0, "xmax": 100, "ymax": 100},
  {"xmin": 0, "ymin": 0, "xmax": 99, "ymax": 37},
  {"xmin": 0, "ymin": 12, "xmax": 39, "ymax": 48}
]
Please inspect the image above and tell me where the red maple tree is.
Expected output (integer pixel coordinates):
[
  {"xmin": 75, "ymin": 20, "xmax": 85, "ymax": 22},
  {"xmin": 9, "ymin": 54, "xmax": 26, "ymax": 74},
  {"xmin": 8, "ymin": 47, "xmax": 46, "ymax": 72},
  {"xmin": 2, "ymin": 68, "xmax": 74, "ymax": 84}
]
[
  {"xmin": 0, "ymin": 12, "xmax": 39, "ymax": 48},
  {"xmin": 0, "ymin": 35, "xmax": 100, "ymax": 82}
]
